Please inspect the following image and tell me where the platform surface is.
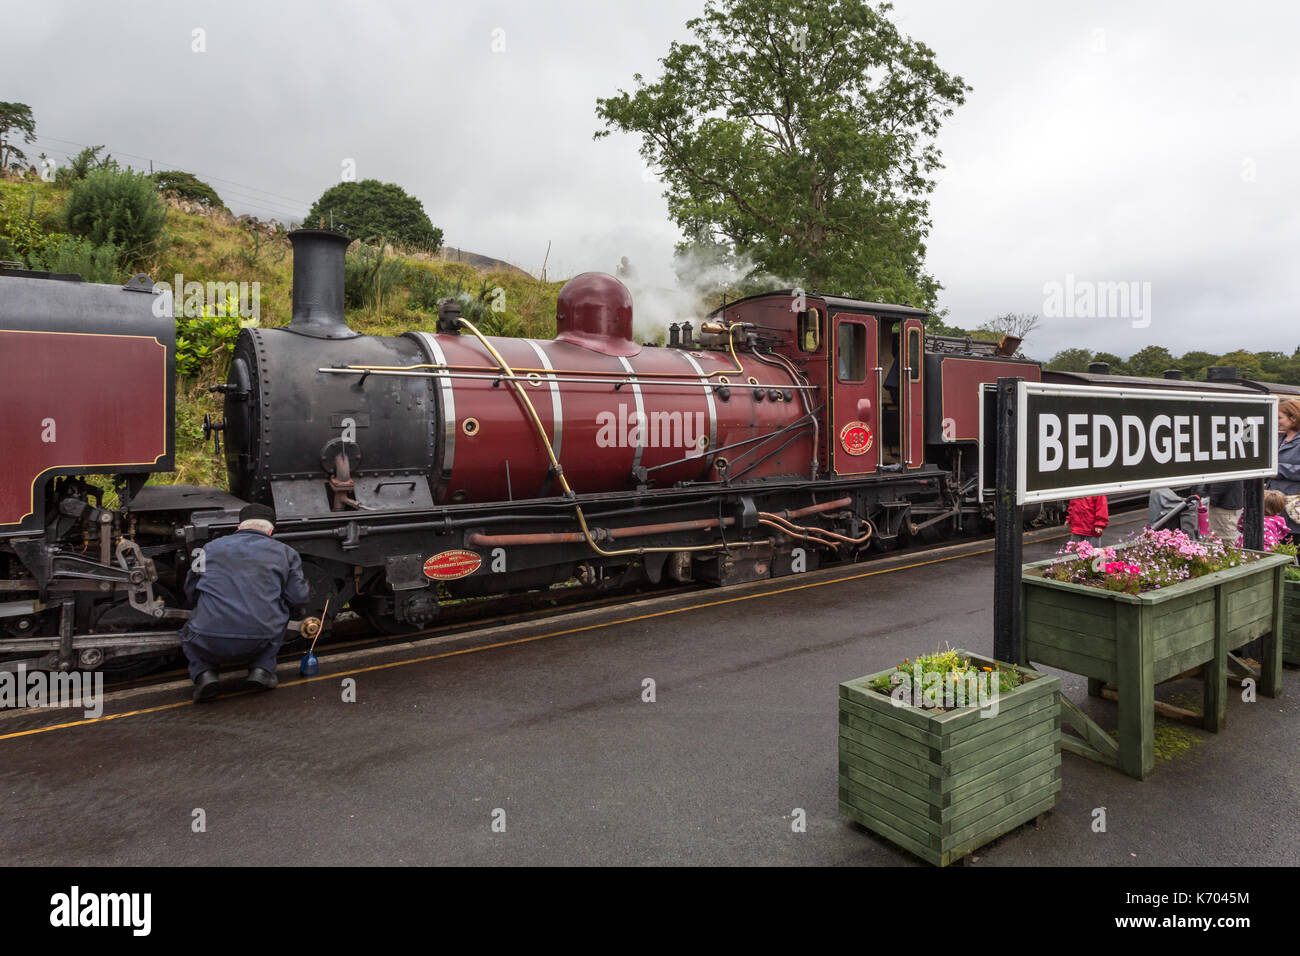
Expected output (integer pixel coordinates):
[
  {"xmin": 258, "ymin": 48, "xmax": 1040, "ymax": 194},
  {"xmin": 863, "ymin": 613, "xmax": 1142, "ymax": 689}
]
[{"xmin": 2, "ymin": 519, "xmax": 1297, "ymax": 866}]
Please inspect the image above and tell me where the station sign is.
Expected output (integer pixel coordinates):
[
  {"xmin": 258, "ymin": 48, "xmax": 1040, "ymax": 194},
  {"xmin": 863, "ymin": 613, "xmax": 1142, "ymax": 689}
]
[{"xmin": 1013, "ymin": 382, "xmax": 1277, "ymax": 505}]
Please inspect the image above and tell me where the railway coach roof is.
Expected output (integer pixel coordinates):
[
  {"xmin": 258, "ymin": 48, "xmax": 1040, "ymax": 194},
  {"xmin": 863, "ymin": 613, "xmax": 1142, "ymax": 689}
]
[
  {"xmin": 1042, "ymin": 370, "xmax": 1258, "ymax": 394},
  {"xmin": 707, "ymin": 291, "xmax": 929, "ymax": 319}
]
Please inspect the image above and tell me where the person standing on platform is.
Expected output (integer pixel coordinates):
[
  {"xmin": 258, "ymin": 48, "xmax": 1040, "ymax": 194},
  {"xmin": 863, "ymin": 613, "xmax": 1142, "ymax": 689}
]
[
  {"xmin": 1267, "ymin": 399, "xmax": 1300, "ymax": 539},
  {"xmin": 1067, "ymin": 495, "xmax": 1109, "ymax": 546},
  {"xmin": 1148, "ymin": 487, "xmax": 1199, "ymax": 536},
  {"xmin": 1196, "ymin": 479, "xmax": 1244, "ymax": 542}
]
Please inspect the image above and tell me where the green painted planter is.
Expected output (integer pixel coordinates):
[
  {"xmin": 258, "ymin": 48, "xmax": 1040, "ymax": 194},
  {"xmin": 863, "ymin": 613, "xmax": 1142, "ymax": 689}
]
[
  {"xmin": 1021, "ymin": 550, "xmax": 1291, "ymax": 779},
  {"xmin": 1284, "ymin": 578, "xmax": 1300, "ymax": 666},
  {"xmin": 838, "ymin": 652, "xmax": 1061, "ymax": 867}
]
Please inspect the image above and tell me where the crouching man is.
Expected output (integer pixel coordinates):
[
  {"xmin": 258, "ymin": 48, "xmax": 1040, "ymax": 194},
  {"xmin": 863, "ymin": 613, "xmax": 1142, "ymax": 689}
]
[{"xmin": 182, "ymin": 504, "xmax": 310, "ymax": 702}]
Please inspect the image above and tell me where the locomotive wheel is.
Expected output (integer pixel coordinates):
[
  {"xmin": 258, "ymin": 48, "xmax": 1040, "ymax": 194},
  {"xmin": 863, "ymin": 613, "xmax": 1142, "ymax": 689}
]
[
  {"xmin": 88, "ymin": 598, "xmax": 178, "ymax": 680},
  {"xmin": 354, "ymin": 596, "xmax": 422, "ymax": 637}
]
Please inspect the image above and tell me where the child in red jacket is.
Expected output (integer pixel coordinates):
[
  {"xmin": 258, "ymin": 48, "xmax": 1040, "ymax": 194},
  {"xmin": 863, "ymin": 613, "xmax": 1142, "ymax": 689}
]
[{"xmin": 1067, "ymin": 495, "xmax": 1109, "ymax": 546}]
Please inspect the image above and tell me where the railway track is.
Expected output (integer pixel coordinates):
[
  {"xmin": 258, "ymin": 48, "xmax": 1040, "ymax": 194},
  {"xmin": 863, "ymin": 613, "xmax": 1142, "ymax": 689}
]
[{"xmin": 95, "ymin": 507, "xmax": 1148, "ymax": 695}]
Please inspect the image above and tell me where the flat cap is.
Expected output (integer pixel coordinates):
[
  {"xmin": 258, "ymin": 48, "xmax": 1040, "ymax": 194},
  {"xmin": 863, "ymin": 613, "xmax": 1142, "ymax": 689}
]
[{"xmin": 238, "ymin": 503, "xmax": 276, "ymax": 524}]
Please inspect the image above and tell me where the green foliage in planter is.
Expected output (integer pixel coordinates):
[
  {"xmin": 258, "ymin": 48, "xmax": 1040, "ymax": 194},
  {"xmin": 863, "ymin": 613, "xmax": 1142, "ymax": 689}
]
[
  {"xmin": 65, "ymin": 166, "xmax": 167, "ymax": 266},
  {"xmin": 1270, "ymin": 540, "xmax": 1300, "ymax": 581},
  {"xmin": 1046, "ymin": 527, "xmax": 1254, "ymax": 593},
  {"xmin": 867, "ymin": 646, "xmax": 1021, "ymax": 705}
]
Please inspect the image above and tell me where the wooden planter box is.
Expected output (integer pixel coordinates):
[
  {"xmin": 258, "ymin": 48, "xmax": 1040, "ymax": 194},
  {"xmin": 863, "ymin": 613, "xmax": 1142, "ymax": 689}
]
[
  {"xmin": 838, "ymin": 652, "xmax": 1061, "ymax": 867},
  {"xmin": 1284, "ymin": 578, "xmax": 1300, "ymax": 666},
  {"xmin": 1021, "ymin": 550, "xmax": 1292, "ymax": 779}
]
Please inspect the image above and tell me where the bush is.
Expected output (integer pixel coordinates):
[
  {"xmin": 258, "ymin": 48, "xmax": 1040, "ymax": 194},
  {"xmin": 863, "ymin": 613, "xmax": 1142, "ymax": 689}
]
[
  {"xmin": 54, "ymin": 145, "xmax": 114, "ymax": 185},
  {"xmin": 26, "ymin": 235, "xmax": 122, "ymax": 283},
  {"xmin": 308, "ymin": 180, "xmax": 442, "ymax": 251},
  {"xmin": 344, "ymin": 241, "xmax": 408, "ymax": 311},
  {"xmin": 175, "ymin": 294, "xmax": 250, "ymax": 378},
  {"xmin": 152, "ymin": 170, "xmax": 224, "ymax": 208},
  {"xmin": 65, "ymin": 167, "xmax": 166, "ymax": 266}
]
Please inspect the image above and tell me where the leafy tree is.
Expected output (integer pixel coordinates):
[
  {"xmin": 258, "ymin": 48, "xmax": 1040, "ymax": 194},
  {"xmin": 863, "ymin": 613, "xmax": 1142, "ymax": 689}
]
[
  {"xmin": 1091, "ymin": 351, "xmax": 1128, "ymax": 374},
  {"xmin": 307, "ymin": 180, "xmax": 442, "ymax": 251},
  {"xmin": 594, "ymin": 0, "xmax": 970, "ymax": 309},
  {"xmin": 0, "ymin": 102, "xmax": 36, "ymax": 169},
  {"xmin": 152, "ymin": 170, "xmax": 224, "ymax": 208},
  {"xmin": 64, "ymin": 167, "xmax": 167, "ymax": 266},
  {"xmin": 1172, "ymin": 350, "xmax": 1219, "ymax": 380},
  {"xmin": 1127, "ymin": 345, "xmax": 1175, "ymax": 378},
  {"xmin": 1044, "ymin": 347, "xmax": 1093, "ymax": 372},
  {"xmin": 1214, "ymin": 348, "xmax": 1265, "ymax": 381}
]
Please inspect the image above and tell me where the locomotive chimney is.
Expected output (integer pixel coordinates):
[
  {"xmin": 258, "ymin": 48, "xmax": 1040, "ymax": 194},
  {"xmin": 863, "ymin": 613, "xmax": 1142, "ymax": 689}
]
[
  {"xmin": 286, "ymin": 229, "xmax": 359, "ymax": 340},
  {"xmin": 1088, "ymin": 361, "xmax": 1109, "ymax": 375}
]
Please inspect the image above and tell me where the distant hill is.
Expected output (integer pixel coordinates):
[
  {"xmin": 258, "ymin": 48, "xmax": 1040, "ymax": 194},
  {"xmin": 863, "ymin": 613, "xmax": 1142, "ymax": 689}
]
[{"xmin": 427, "ymin": 245, "xmax": 533, "ymax": 278}]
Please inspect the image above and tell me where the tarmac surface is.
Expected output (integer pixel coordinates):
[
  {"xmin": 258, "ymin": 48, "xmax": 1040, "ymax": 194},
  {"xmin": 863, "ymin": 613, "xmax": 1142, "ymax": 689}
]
[{"xmin": 2, "ymin": 518, "xmax": 1298, "ymax": 866}]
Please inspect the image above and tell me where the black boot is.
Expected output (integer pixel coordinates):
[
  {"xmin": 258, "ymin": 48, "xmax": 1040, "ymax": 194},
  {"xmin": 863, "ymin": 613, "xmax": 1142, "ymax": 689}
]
[
  {"xmin": 193, "ymin": 670, "xmax": 221, "ymax": 702},
  {"xmin": 246, "ymin": 667, "xmax": 278, "ymax": 691}
]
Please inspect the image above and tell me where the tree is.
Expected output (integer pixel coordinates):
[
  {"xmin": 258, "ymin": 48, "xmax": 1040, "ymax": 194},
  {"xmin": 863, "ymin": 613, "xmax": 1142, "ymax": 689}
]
[
  {"xmin": 1214, "ymin": 348, "xmax": 1265, "ymax": 381},
  {"xmin": 978, "ymin": 312, "xmax": 1040, "ymax": 344},
  {"xmin": 1045, "ymin": 347, "xmax": 1093, "ymax": 372},
  {"xmin": 595, "ymin": 0, "xmax": 970, "ymax": 309},
  {"xmin": 152, "ymin": 170, "xmax": 224, "ymax": 208},
  {"xmin": 1126, "ymin": 345, "xmax": 1174, "ymax": 378},
  {"xmin": 307, "ymin": 180, "xmax": 442, "ymax": 252},
  {"xmin": 1091, "ymin": 352, "xmax": 1128, "ymax": 374},
  {"xmin": 0, "ymin": 102, "xmax": 36, "ymax": 169},
  {"xmin": 1173, "ymin": 350, "xmax": 1219, "ymax": 380},
  {"xmin": 64, "ymin": 167, "xmax": 167, "ymax": 267}
]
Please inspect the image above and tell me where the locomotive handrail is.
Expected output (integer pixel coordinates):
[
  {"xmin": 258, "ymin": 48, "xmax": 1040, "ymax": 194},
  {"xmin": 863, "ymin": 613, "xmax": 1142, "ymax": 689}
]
[{"xmin": 314, "ymin": 366, "xmax": 820, "ymax": 391}]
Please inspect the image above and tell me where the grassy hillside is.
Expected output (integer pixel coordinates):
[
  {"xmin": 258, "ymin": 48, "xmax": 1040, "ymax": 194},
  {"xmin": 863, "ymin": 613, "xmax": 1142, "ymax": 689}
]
[{"xmin": 1, "ymin": 174, "xmax": 565, "ymax": 492}]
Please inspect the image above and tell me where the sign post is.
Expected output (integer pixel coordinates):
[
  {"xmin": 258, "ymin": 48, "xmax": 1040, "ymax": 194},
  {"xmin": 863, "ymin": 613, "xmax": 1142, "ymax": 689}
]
[
  {"xmin": 993, "ymin": 378, "xmax": 1023, "ymax": 664},
  {"xmin": 986, "ymin": 379, "xmax": 1279, "ymax": 667}
]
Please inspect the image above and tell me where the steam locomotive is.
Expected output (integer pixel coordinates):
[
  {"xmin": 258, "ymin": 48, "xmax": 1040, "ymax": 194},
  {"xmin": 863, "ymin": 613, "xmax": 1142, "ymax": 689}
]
[{"xmin": 0, "ymin": 230, "xmax": 1288, "ymax": 673}]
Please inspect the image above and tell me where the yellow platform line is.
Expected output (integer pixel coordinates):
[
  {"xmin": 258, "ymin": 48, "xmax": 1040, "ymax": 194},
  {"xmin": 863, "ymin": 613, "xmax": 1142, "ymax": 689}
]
[{"xmin": 4, "ymin": 517, "xmax": 1118, "ymax": 744}]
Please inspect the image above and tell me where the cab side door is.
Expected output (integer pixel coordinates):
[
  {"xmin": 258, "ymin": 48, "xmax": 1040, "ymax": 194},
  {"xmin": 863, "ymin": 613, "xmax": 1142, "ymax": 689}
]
[{"xmin": 830, "ymin": 313, "xmax": 879, "ymax": 475}]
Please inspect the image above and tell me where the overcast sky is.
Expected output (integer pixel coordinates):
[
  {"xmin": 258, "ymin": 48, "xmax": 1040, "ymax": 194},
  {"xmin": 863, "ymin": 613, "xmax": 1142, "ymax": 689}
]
[{"xmin": 4, "ymin": 0, "xmax": 1298, "ymax": 359}]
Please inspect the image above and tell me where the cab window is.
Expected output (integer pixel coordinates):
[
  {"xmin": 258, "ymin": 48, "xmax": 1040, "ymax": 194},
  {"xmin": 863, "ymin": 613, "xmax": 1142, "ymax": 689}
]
[
  {"xmin": 797, "ymin": 308, "xmax": 821, "ymax": 353},
  {"xmin": 908, "ymin": 327, "xmax": 921, "ymax": 382},
  {"xmin": 837, "ymin": 321, "xmax": 867, "ymax": 383}
]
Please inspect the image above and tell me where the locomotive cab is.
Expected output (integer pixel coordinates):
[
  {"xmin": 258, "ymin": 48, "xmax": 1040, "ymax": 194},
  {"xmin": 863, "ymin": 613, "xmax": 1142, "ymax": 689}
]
[{"xmin": 707, "ymin": 291, "xmax": 927, "ymax": 477}]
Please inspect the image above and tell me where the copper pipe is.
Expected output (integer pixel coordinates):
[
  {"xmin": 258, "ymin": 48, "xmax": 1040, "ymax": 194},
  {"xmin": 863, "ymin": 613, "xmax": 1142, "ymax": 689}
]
[
  {"xmin": 759, "ymin": 511, "xmax": 872, "ymax": 546},
  {"xmin": 468, "ymin": 516, "xmax": 736, "ymax": 548},
  {"xmin": 757, "ymin": 518, "xmax": 840, "ymax": 550},
  {"xmin": 756, "ymin": 513, "xmax": 846, "ymax": 547},
  {"xmin": 781, "ymin": 496, "xmax": 854, "ymax": 518}
]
